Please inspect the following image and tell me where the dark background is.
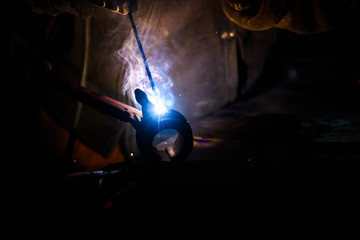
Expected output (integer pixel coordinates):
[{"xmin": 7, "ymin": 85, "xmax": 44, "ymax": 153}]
[{"xmin": 6, "ymin": 0, "xmax": 360, "ymax": 236}]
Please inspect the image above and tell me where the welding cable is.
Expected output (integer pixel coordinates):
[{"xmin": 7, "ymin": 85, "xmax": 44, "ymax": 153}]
[{"xmin": 65, "ymin": 17, "xmax": 91, "ymax": 166}]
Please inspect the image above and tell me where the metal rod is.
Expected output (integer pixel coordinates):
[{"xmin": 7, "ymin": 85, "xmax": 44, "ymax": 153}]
[
  {"xmin": 65, "ymin": 17, "xmax": 90, "ymax": 167},
  {"xmin": 47, "ymin": 74, "xmax": 142, "ymax": 124},
  {"xmin": 63, "ymin": 80, "xmax": 142, "ymax": 123},
  {"xmin": 128, "ymin": 12, "xmax": 156, "ymax": 92}
]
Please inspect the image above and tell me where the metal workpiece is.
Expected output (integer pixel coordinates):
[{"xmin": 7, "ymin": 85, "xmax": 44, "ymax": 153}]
[
  {"xmin": 135, "ymin": 89, "xmax": 194, "ymax": 163},
  {"xmin": 55, "ymin": 77, "xmax": 142, "ymax": 125},
  {"xmin": 127, "ymin": 11, "xmax": 193, "ymax": 163},
  {"xmin": 52, "ymin": 77, "xmax": 193, "ymax": 163},
  {"xmin": 50, "ymin": 3, "xmax": 193, "ymax": 164},
  {"xmin": 42, "ymin": 6, "xmax": 194, "ymax": 164},
  {"xmin": 136, "ymin": 109, "xmax": 194, "ymax": 163}
]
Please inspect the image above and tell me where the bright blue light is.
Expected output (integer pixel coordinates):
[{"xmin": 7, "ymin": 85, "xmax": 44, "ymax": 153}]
[
  {"xmin": 153, "ymin": 100, "xmax": 168, "ymax": 115},
  {"xmin": 148, "ymin": 88, "xmax": 169, "ymax": 115}
]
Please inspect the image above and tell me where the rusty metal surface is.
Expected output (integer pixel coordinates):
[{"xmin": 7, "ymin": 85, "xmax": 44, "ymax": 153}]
[{"xmin": 52, "ymin": 75, "xmax": 142, "ymax": 123}]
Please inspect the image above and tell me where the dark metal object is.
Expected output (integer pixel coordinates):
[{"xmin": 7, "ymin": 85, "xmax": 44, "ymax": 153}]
[
  {"xmin": 136, "ymin": 109, "xmax": 194, "ymax": 163},
  {"xmin": 55, "ymin": 78, "xmax": 142, "ymax": 127},
  {"xmin": 135, "ymin": 89, "xmax": 193, "ymax": 163}
]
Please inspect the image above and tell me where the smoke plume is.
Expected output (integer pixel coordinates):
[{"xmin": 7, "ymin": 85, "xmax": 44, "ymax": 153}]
[{"xmin": 116, "ymin": 23, "xmax": 175, "ymax": 111}]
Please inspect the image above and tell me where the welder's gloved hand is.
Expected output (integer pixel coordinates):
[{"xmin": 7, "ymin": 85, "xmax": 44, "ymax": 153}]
[
  {"xmin": 85, "ymin": 0, "xmax": 138, "ymax": 15},
  {"xmin": 221, "ymin": 0, "xmax": 291, "ymax": 31},
  {"xmin": 106, "ymin": 0, "xmax": 138, "ymax": 15},
  {"xmin": 221, "ymin": 0, "xmax": 360, "ymax": 34}
]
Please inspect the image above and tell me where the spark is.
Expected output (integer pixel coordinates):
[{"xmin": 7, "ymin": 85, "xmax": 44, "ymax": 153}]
[
  {"xmin": 147, "ymin": 87, "xmax": 169, "ymax": 115},
  {"xmin": 153, "ymin": 100, "xmax": 167, "ymax": 115}
]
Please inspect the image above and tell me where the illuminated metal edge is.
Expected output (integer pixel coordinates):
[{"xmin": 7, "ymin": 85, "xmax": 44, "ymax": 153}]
[{"xmin": 135, "ymin": 109, "xmax": 194, "ymax": 163}]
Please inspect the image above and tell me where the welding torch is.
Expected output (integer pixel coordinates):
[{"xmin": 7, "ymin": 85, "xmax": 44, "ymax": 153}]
[
  {"xmin": 51, "ymin": 76, "xmax": 193, "ymax": 164},
  {"xmin": 89, "ymin": 0, "xmax": 155, "ymax": 91},
  {"xmin": 89, "ymin": 0, "xmax": 193, "ymax": 162},
  {"xmin": 48, "ymin": 0, "xmax": 193, "ymax": 163}
]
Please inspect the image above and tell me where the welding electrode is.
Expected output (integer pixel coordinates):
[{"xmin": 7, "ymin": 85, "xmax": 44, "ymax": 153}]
[
  {"xmin": 89, "ymin": 1, "xmax": 153, "ymax": 91},
  {"xmin": 43, "ymin": 2, "xmax": 193, "ymax": 164},
  {"xmin": 127, "ymin": 12, "xmax": 194, "ymax": 162},
  {"xmin": 128, "ymin": 12, "xmax": 156, "ymax": 92},
  {"xmin": 127, "ymin": 13, "xmax": 194, "ymax": 162}
]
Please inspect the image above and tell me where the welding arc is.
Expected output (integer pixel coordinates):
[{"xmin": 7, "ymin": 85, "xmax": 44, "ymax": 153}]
[{"xmin": 128, "ymin": 12, "xmax": 156, "ymax": 92}]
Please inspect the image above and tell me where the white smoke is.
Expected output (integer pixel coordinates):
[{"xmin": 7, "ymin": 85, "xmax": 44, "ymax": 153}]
[{"xmin": 117, "ymin": 25, "xmax": 175, "ymax": 111}]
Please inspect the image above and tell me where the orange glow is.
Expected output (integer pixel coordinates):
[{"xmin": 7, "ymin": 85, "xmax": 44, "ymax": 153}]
[
  {"xmin": 193, "ymin": 136, "xmax": 223, "ymax": 148},
  {"xmin": 38, "ymin": 109, "xmax": 125, "ymax": 170}
]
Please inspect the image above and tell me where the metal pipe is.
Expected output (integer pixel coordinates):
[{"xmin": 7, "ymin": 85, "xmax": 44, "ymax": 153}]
[
  {"xmin": 46, "ymin": 75, "xmax": 192, "ymax": 164},
  {"xmin": 65, "ymin": 17, "xmax": 91, "ymax": 166},
  {"xmin": 53, "ymin": 77, "xmax": 142, "ymax": 125}
]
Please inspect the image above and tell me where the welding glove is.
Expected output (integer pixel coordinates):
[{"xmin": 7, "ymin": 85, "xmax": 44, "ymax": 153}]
[
  {"xmin": 221, "ymin": 0, "xmax": 360, "ymax": 34},
  {"xmin": 88, "ymin": 0, "xmax": 138, "ymax": 15}
]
